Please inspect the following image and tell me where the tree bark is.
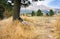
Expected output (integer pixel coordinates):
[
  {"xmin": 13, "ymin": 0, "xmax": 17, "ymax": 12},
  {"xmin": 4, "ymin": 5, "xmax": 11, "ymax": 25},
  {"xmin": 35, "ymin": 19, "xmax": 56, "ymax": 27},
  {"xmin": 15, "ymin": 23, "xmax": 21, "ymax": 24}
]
[{"xmin": 13, "ymin": 0, "xmax": 23, "ymax": 22}]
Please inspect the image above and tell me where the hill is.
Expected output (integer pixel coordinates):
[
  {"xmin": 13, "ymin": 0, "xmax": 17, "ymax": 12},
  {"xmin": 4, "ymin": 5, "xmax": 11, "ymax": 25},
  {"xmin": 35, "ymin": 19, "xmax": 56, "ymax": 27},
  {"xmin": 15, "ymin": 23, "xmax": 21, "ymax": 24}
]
[{"xmin": 21, "ymin": 5, "xmax": 60, "ymax": 13}]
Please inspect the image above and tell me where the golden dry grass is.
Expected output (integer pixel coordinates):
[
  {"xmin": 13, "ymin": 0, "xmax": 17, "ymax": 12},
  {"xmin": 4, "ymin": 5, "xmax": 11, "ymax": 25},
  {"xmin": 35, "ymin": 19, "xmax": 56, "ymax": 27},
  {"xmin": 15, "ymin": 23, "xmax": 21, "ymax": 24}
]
[{"xmin": 0, "ymin": 16, "xmax": 60, "ymax": 39}]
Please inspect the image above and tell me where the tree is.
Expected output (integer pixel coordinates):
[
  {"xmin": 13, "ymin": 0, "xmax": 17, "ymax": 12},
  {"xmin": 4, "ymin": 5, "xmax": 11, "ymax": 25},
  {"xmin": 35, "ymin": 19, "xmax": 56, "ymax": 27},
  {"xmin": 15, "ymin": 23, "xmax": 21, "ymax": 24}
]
[
  {"xmin": 0, "ymin": 0, "xmax": 7, "ymax": 19},
  {"xmin": 0, "ymin": 0, "xmax": 13, "ymax": 18},
  {"xmin": 49, "ymin": 9, "xmax": 54, "ymax": 16},
  {"xmin": 0, "ymin": 0, "xmax": 43, "ymax": 21},
  {"xmin": 31, "ymin": 11, "xmax": 35, "ymax": 16},
  {"xmin": 32, "ymin": 0, "xmax": 44, "ymax": 1},
  {"xmin": 36, "ymin": 9, "xmax": 43, "ymax": 16},
  {"xmin": 13, "ymin": 0, "xmax": 43, "ymax": 21},
  {"xmin": 12, "ymin": 0, "xmax": 31, "ymax": 22},
  {"xmin": 0, "ymin": 5, "xmax": 5, "ymax": 19},
  {"xmin": 32, "ymin": 0, "xmax": 38, "ymax": 2}
]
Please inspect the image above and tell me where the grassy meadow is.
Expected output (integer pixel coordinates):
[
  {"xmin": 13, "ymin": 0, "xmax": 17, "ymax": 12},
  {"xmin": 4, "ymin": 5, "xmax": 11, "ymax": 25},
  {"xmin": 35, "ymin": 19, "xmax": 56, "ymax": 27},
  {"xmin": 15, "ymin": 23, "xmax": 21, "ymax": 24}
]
[{"xmin": 0, "ymin": 15, "xmax": 60, "ymax": 39}]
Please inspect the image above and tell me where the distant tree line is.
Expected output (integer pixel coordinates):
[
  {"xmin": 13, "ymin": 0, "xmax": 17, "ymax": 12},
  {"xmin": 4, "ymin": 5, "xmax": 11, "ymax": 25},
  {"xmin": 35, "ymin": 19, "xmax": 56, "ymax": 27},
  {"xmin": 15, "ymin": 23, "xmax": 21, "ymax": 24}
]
[{"xmin": 31, "ymin": 9, "xmax": 54, "ymax": 16}]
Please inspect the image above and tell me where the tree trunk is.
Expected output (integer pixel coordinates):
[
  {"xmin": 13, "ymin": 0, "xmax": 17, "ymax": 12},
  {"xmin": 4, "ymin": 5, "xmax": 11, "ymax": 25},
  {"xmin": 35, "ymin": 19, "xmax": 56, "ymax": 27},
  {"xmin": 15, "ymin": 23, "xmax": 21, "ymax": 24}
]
[{"xmin": 13, "ymin": 0, "xmax": 23, "ymax": 22}]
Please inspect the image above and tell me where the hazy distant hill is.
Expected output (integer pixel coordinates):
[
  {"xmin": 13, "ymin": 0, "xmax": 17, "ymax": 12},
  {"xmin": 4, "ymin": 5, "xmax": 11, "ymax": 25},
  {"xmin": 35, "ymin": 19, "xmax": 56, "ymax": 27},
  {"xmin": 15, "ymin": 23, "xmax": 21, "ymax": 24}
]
[
  {"xmin": 20, "ymin": 9, "xmax": 32, "ymax": 13},
  {"xmin": 21, "ymin": 5, "xmax": 60, "ymax": 13}
]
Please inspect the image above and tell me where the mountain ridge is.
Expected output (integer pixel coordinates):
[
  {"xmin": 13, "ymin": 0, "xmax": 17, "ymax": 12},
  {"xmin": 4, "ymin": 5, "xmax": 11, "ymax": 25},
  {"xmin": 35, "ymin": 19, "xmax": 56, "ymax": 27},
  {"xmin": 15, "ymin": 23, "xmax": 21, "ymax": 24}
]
[{"xmin": 21, "ymin": 5, "xmax": 60, "ymax": 13}]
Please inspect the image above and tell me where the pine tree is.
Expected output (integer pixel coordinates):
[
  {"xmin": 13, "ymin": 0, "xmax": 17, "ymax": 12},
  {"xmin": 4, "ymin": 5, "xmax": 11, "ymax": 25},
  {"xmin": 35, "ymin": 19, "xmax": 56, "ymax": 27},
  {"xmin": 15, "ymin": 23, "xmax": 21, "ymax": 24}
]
[
  {"xmin": 0, "ymin": 0, "xmax": 44, "ymax": 21},
  {"xmin": 49, "ymin": 9, "xmax": 54, "ymax": 16},
  {"xmin": 12, "ymin": 0, "xmax": 31, "ymax": 22},
  {"xmin": 31, "ymin": 11, "xmax": 35, "ymax": 16},
  {"xmin": 37, "ymin": 9, "xmax": 43, "ymax": 16},
  {"xmin": 13, "ymin": 0, "xmax": 43, "ymax": 21}
]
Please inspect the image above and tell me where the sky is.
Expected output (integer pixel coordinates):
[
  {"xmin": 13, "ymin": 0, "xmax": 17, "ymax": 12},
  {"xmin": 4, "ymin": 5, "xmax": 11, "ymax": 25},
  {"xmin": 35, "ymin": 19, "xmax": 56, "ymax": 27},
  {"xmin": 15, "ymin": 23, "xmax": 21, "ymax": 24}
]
[
  {"xmin": 20, "ymin": 0, "xmax": 60, "ymax": 13},
  {"xmin": 8, "ymin": 0, "xmax": 60, "ymax": 9},
  {"xmin": 30, "ymin": 0, "xmax": 60, "ymax": 8},
  {"xmin": 47, "ymin": 0, "xmax": 60, "ymax": 8},
  {"xmin": 8, "ymin": 0, "xmax": 60, "ymax": 13}
]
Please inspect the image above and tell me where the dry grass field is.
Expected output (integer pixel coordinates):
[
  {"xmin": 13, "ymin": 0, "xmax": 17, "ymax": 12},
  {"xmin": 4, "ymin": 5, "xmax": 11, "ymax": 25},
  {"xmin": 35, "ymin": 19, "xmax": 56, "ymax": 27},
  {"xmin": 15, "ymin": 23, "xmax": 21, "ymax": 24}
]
[{"xmin": 0, "ymin": 15, "xmax": 60, "ymax": 39}]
